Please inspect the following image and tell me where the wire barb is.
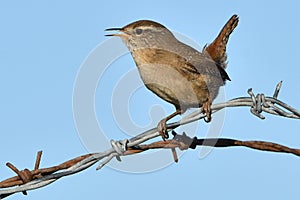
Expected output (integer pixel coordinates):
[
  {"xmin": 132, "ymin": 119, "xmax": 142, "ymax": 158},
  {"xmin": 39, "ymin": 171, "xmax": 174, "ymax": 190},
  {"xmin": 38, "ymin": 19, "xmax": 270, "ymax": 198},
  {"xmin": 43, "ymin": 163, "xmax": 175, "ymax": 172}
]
[
  {"xmin": 248, "ymin": 88, "xmax": 266, "ymax": 119},
  {"xmin": 34, "ymin": 151, "xmax": 42, "ymax": 170},
  {"xmin": 273, "ymin": 81, "xmax": 283, "ymax": 98}
]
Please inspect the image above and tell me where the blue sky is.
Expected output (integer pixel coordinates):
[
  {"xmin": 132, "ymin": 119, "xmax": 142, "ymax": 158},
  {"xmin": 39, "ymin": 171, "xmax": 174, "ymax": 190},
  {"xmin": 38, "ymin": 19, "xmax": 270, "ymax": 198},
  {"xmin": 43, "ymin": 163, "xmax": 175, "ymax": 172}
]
[{"xmin": 1, "ymin": 0, "xmax": 300, "ymax": 199}]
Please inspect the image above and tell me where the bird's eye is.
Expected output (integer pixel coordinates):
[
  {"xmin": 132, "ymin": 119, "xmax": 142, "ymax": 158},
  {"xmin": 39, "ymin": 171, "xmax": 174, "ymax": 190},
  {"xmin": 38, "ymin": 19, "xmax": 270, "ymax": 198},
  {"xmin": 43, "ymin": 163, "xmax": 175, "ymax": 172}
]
[{"xmin": 135, "ymin": 28, "xmax": 143, "ymax": 35}]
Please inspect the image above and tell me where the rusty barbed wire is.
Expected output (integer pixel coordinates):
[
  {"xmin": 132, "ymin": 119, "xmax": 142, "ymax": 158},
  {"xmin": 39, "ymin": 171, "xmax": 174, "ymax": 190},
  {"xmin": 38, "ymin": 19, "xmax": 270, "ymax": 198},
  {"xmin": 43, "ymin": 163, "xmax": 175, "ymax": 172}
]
[{"xmin": 1, "ymin": 82, "xmax": 300, "ymax": 199}]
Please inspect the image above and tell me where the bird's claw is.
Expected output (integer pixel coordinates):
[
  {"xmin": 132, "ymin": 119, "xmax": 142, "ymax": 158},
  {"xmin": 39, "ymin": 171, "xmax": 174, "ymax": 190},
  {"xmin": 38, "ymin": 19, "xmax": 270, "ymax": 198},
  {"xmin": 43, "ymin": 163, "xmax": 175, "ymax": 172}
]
[
  {"xmin": 202, "ymin": 101, "xmax": 212, "ymax": 122},
  {"xmin": 157, "ymin": 120, "xmax": 169, "ymax": 140}
]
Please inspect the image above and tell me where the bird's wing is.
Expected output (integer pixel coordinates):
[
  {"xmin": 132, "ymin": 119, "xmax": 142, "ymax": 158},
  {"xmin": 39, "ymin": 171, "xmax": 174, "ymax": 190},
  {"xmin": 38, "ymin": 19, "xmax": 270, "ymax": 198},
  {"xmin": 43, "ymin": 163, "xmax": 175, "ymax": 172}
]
[
  {"xmin": 151, "ymin": 48, "xmax": 230, "ymax": 81},
  {"xmin": 135, "ymin": 48, "xmax": 230, "ymax": 83},
  {"xmin": 187, "ymin": 55, "xmax": 231, "ymax": 82}
]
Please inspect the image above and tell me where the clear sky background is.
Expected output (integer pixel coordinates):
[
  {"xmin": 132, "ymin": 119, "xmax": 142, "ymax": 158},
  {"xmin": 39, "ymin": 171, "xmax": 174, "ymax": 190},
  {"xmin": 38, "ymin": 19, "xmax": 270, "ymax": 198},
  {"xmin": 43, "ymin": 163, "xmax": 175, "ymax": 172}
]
[{"xmin": 1, "ymin": 1, "xmax": 300, "ymax": 199}]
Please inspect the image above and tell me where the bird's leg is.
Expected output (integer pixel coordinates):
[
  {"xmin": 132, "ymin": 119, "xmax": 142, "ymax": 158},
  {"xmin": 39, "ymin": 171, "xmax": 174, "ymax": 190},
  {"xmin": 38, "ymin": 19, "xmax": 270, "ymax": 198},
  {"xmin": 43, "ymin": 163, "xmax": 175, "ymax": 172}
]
[
  {"xmin": 202, "ymin": 98, "xmax": 212, "ymax": 122},
  {"xmin": 157, "ymin": 109, "xmax": 182, "ymax": 140}
]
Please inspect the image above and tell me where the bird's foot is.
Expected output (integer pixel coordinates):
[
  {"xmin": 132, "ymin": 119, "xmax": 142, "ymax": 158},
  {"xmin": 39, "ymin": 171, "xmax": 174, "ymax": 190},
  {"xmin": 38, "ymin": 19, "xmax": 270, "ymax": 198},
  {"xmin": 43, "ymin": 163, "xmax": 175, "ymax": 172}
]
[
  {"xmin": 157, "ymin": 119, "xmax": 169, "ymax": 141},
  {"xmin": 202, "ymin": 101, "xmax": 212, "ymax": 122}
]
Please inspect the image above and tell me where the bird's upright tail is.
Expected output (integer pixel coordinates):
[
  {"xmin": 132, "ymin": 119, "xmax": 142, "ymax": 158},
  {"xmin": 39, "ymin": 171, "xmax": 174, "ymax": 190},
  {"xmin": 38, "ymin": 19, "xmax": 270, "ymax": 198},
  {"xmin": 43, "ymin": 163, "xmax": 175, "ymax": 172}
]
[{"xmin": 204, "ymin": 14, "xmax": 239, "ymax": 69}]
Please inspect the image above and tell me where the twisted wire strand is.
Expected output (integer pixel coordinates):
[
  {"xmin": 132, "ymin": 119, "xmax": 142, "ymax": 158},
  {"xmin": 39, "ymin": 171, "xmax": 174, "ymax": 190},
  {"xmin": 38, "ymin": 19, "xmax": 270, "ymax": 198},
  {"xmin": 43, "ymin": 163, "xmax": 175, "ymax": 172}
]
[{"xmin": 1, "ymin": 82, "xmax": 299, "ymax": 198}]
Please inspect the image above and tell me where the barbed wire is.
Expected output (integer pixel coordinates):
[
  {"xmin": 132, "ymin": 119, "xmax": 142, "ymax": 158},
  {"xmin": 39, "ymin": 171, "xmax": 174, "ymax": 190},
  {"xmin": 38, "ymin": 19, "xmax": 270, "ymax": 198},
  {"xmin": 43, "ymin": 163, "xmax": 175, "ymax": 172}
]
[{"xmin": 1, "ymin": 81, "xmax": 299, "ymax": 199}]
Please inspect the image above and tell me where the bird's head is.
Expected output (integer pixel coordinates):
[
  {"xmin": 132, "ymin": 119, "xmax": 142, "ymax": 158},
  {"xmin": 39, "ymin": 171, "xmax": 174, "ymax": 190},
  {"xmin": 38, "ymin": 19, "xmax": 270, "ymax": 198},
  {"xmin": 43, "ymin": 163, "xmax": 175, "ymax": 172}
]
[{"xmin": 105, "ymin": 20, "xmax": 176, "ymax": 51}]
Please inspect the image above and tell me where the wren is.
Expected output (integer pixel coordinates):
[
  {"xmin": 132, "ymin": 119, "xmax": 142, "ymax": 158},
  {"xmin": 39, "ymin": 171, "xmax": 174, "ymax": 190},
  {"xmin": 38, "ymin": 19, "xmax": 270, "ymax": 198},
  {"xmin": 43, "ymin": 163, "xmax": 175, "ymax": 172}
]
[{"xmin": 106, "ymin": 15, "xmax": 238, "ymax": 139}]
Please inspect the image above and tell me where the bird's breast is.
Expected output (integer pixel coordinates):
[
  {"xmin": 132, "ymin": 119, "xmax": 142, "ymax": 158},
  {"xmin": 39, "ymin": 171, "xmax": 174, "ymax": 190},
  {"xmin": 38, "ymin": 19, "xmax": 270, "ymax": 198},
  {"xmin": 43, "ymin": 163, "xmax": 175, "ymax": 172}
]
[{"xmin": 132, "ymin": 53, "xmax": 210, "ymax": 108}]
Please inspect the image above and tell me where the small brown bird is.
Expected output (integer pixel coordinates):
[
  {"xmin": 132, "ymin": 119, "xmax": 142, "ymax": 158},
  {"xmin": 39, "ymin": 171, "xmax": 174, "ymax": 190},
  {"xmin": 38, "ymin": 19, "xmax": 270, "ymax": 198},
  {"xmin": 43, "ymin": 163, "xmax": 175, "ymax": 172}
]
[{"xmin": 106, "ymin": 15, "xmax": 238, "ymax": 139}]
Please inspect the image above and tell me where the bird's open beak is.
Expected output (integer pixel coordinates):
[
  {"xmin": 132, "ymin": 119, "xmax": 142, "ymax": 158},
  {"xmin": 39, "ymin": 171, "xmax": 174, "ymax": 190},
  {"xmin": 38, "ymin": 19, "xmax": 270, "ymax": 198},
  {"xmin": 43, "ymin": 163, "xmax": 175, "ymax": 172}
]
[{"xmin": 105, "ymin": 27, "xmax": 127, "ymax": 37}]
